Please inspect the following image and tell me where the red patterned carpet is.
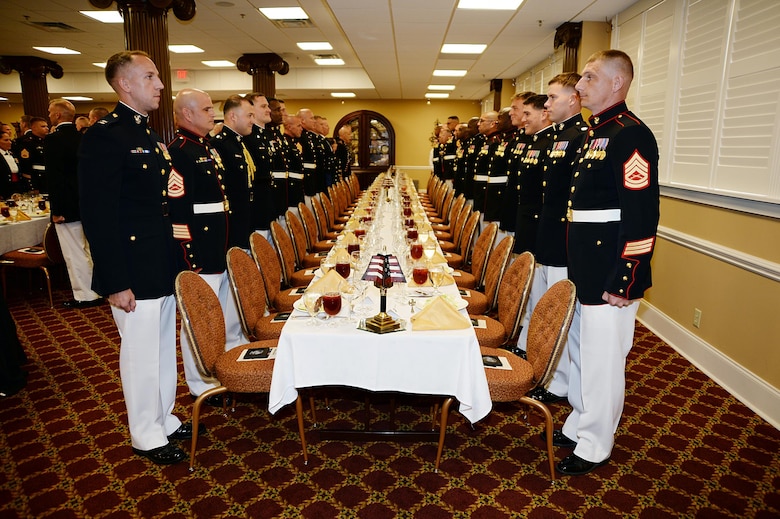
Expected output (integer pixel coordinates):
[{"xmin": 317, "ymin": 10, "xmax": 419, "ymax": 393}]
[{"xmin": 1, "ymin": 286, "xmax": 779, "ymax": 518}]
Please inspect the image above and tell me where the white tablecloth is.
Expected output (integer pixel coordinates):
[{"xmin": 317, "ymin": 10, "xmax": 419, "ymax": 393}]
[
  {"xmin": 0, "ymin": 217, "xmax": 50, "ymax": 255},
  {"xmin": 268, "ymin": 176, "xmax": 492, "ymax": 423}
]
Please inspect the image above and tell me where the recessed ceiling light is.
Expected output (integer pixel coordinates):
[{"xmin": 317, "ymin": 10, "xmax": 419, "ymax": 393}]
[
  {"xmin": 63, "ymin": 96, "xmax": 93, "ymax": 101},
  {"xmin": 425, "ymin": 93, "xmax": 450, "ymax": 99},
  {"xmin": 457, "ymin": 0, "xmax": 524, "ymax": 9},
  {"xmin": 169, "ymin": 45, "xmax": 204, "ymax": 54},
  {"xmin": 297, "ymin": 42, "xmax": 333, "ymax": 51},
  {"xmin": 441, "ymin": 44, "xmax": 487, "ymax": 54},
  {"xmin": 0, "ymin": 97, "xmax": 7, "ymax": 102},
  {"xmin": 259, "ymin": 7, "xmax": 308, "ymax": 20},
  {"xmin": 79, "ymin": 10, "xmax": 124, "ymax": 23},
  {"xmin": 202, "ymin": 60, "xmax": 235, "ymax": 67},
  {"xmin": 33, "ymin": 47, "xmax": 80, "ymax": 55},
  {"xmin": 331, "ymin": 92, "xmax": 356, "ymax": 98},
  {"xmin": 314, "ymin": 58, "xmax": 345, "ymax": 66},
  {"xmin": 427, "ymin": 85, "xmax": 456, "ymax": 90},
  {"xmin": 433, "ymin": 69, "xmax": 467, "ymax": 77},
  {"xmin": 92, "ymin": 62, "xmax": 107, "ymax": 68}
]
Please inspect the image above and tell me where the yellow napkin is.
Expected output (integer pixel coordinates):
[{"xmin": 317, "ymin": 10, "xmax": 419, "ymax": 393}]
[
  {"xmin": 15, "ymin": 210, "xmax": 31, "ymax": 221},
  {"xmin": 307, "ymin": 269, "xmax": 345, "ymax": 294},
  {"xmin": 410, "ymin": 295, "xmax": 471, "ymax": 331},
  {"xmin": 418, "ymin": 222, "xmax": 432, "ymax": 232},
  {"xmin": 429, "ymin": 250, "xmax": 448, "ymax": 265},
  {"xmin": 333, "ymin": 248, "xmax": 351, "ymax": 264},
  {"xmin": 342, "ymin": 231, "xmax": 358, "ymax": 245},
  {"xmin": 437, "ymin": 271, "xmax": 455, "ymax": 286}
]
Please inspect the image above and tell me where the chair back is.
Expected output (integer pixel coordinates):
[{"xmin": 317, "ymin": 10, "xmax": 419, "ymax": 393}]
[
  {"xmin": 226, "ymin": 247, "xmax": 268, "ymax": 341},
  {"xmin": 250, "ymin": 232, "xmax": 281, "ymax": 308},
  {"xmin": 469, "ymin": 222, "xmax": 497, "ymax": 288},
  {"xmin": 445, "ymin": 195, "xmax": 465, "ymax": 226},
  {"xmin": 496, "ymin": 251, "xmax": 535, "ymax": 342},
  {"xmin": 311, "ymin": 196, "xmax": 329, "ymax": 237},
  {"xmin": 175, "ymin": 271, "xmax": 226, "ymax": 379},
  {"xmin": 481, "ymin": 236, "xmax": 514, "ymax": 311},
  {"xmin": 43, "ymin": 223, "xmax": 64, "ymax": 264},
  {"xmin": 270, "ymin": 221, "xmax": 297, "ymax": 286},
  {"xmin": 297, "ymin": 203, "xmax": 317, "ymax": 249},
  {"xmin": 458, "ymin": 210, "xmax": 481, "ymax": 260},
  {"xmin": 450, "ymin": 205, "xmax": 471, "ymax": 246},
  {"xmin": 285, "ymin": 210, "xmax": 308, "ymax": 264},
  {"xmin": 438, "ymin": 189, "xmax": 454, "ymax": 221},
  {"xmin": 327, "ymin": 185, "xmax": 339, "ymax": 215},
  {"xmin": 320, "ymin": 193, "xmax": 336, "ymax": 227},
  {"xmin": 526, "ymin": 279, "xmax": 576, "ymax": 388}
]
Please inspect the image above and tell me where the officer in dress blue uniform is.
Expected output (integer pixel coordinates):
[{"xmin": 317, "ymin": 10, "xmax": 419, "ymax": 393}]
[
  {"xmin": 245, "ymin": 93, "xmax": 278, "ymax": 241},
  {"xmin": 17, "ymin": 117, "xmax": 48, "ymax": 192},
  {"xmin": 297, "ymin": 109, "xmax": 332, "ymax": 206},
  {"xmin": 517, "ymin": 74, "xmax": 588, "ymax": 405},
  {"xmin": 482, "ymin": 108, "xmax": 514, "ymax": 231},
  {"xmin": 280, "ymin": 115, "xmax": 306, "ymax": 219},
  {"xmin": 78, "ymin": 51, "xmax": 191, "ymax": 465},
  {"xmin": 557, "ymin": 50, "xmax": 660, "ymax": 476},
  {"xmin": 500, "ymin": 92, "xmax": 536, "ymax": 237},
  {"xmin": 167, "ymin": 88, "xmax": 242, "ymax": 407},
  {"xmin": 211, "ymin": 95, "xmax": 256, "ymax": 252},
  {"xmin": 471, "ymin": 112, "xmax": 500, "ymax": 220}
]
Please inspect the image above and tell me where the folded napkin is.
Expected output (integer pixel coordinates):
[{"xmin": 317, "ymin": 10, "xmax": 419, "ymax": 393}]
[
  {"xmin": 437, "ymin": 271, "xmax": 455, "ymax": 286},
  {"xmin": 418, "ymin": 222, "xmax": 432, "ymax": 232},
  {"xmin": 333, "ymin": 248, "xmax": 351, "ymax": 264},
  {"xmin": 15, "ymin": 210, "xmax": 31, "ymax": 221},
  {"xmin": 410, "ymin": 295, "xmax": 471, "ymax": 331},
  {"xmin": 342, "ymin": 231, "xmax": 358, "ymax": 245},
  {"xmin": 307, "ymin": 269, "xmax": 345, "ymax": 294},
  {"xmin": 428, "ymin": 250, "xmax": 448, "ymax": 264}
]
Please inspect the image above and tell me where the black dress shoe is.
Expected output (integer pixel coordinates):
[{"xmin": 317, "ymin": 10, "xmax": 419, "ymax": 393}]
[
  {"xmin": 556, "ymin": 453, "xmax": 610, "ymax": 476},
  {"xmin": 540, "ymin": 429, "xmax": 577, "ymax": 448},
  {"xmin": 132, "ymin": 443, "xmax": 187, "ymax": 465},
  {"xmin": 528, "ymin": 387, "xmax": 567, "ymax": 403},
  {"xmin": 62, "ymin": 298, "xmax": 104, "ymax": 309},
  {"xmin": 167, "ymin": 422, "xmax": 207, "ymax": 441},
  {"xmin": 191, "ymin": 393, "xmax": 231, "ymax": 407}
]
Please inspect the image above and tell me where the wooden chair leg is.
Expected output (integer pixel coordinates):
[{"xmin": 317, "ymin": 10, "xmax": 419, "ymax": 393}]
[
  {"xmin": 434, "ymin": 397, "xmax": 454, "ymax": 473},
  {"xmin": 41, "ymin": 266, "xmax": 53, "ymax": 307},
  {"xmin": 189, "ymin": 386, "xmax": 228, "ymax": 472},
  {"xmin": 309, "ymin": 395, "xmax": 318, "ymax": 425},
  {"xmin": 296, "ymin": 394, "xmax": 309, "ymax": 465},
  {"xmin": 520, "ymin": 396, "xmax": 555, "ymax": 480}
]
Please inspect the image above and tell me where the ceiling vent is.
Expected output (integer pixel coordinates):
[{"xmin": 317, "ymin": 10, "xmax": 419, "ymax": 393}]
[
  {"xmin": 313, "ymin": 54, "xmax": 341, "ymax": 60},
  {"xmin": 23, "ymin": 21, "xmax": 84, "ymax": 33},
  {"xmin": 270, "ymin": 19, "xmax": 315, "ymax": 29}
]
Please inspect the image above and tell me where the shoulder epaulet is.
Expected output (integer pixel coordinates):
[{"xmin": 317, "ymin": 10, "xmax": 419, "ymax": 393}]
[
  {"xmin": 616, "ymin": 112, "xmax": 641, "ymax": 128},
  {"xmin": 97, "ymin": 113, "xmax": 120, "ymax": 127}
]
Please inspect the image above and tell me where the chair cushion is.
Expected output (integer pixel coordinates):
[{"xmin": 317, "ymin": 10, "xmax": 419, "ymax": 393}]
[
  {"xmin": 252, "ymin": 315, "xmax": 284, "ymax": 341},
  {"xmin": 471, "ymin": 315, "xmax": 506, "ymax": 349},
  {"xmin": 463, "ymin": 289, "xmax": 489, "ymax": 315},
  {"xmin": 1, "ymin": 247, "xmax": 51, "ymax": 268},
  {"xmin": 215, "ymin": 340, "xmax": 277, "ymax": 393},
  {"xmin": 290, "ymin": 268, "xmax": 315, "ymax": 288},
  {"xmin": 454, "ymin": 270, "xmax": 476, "ymax": 289},
  {"xmin": 274, "ymin": 288, "xmax": 302, "ymax": 312},
  {"xmin": 479, "ymin": 346, "xmax": 535, "ymax": 402},
  {"xmin": 446, "ymin": 252, "xmax": 463, "ymax": 270}
]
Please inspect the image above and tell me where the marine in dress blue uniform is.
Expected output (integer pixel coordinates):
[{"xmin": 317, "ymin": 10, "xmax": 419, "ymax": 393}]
[
  {"xmin": 558, "ymin": 50, "xmax": 660, "ymax": 476},
  {"xmin": 78, "ymin": 51, "xmax": 188, "ymax": 465}
]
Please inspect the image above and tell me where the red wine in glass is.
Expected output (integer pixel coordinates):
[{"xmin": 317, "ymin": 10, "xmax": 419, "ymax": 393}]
[
  {"xmin": 0, "ymin": 207, "xmax": 9, "ymax": 218},
  {"xmin": 322, "ymin": 292, "xmax": 342, "ymax": 316},
  {"xmin": 410, "ymin": 242, "xmax": 423, "ymax": 260},
  {"xmin": 347, "ymin": 243, "xmax": 360, "ymax": 254},
  {"xmin": 412, "ymin": 266, "xmax": 428, "ymax": 285},
  {"xmin": 38, "ymin": 200, "xmax": 47, "ymax": 211},
  {"xmin": 403, "ymin": 206, "xmax": 412, "ymax": 217},
  {"xmin": 407, "ymin": 228, "xmax": 418, "ymax": 241},
  {"xmin": 354, "ymin": 228, "xmax": 366, "ymax": 238},
  {"xmin": 335, "ymin": 261, "xmax": 351, "ymax": 278}
]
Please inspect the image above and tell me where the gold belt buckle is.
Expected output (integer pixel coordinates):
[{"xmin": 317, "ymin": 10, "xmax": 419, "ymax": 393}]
[
  {"xmin": 223, "ymin": 200, "xmax": 230, "ymax": 212},
  {"xmin": 566, "ymin": 208, "xmax": 573, "ymax": 222}
]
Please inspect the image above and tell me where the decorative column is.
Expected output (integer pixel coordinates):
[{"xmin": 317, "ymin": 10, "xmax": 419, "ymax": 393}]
[
  {"xmin": 90, "ymin": 0, "xmax": 197, "ymax": 143},
  {"xmin": 236, "ymin": 53, "xmax": 290, "ymax": 98},
  {"xmin": 489, "ymin": 78, "xmax": 503, "ymax": 112},
  {"xmin": 555, "ymin": 22, "xmax": 583, "ymax": 73},
  {"xmin": 0, "ymin": 56, "xmax": 63, "ymax": 118}
]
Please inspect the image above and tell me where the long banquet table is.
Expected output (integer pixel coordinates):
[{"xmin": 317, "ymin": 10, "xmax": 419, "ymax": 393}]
[
  {"xmin": 267, "ymin": 173, "xmax": 491, "ymax": 467},
  {"xmin": 0, "ymin": 216, "xmax": 50, "ymax": 255}
]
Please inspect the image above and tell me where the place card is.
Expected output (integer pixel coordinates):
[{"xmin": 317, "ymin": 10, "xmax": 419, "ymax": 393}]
[
  {"xmin": 238, "ymin": 347, "xmax": 277, "ymax": 361},
  {"xmin": 471, "ymin": 318, "xmax": 487, "ymax": 329},
  {"xmin": 482, "ymin": 355, "xmax": 511, "ymax": 370}
]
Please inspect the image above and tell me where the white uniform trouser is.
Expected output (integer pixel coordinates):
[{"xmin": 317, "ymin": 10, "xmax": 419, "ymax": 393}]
[
  {"xmin": 493, "ymin": 227, "xmax": 511, "ymax": 249},
  {"xmin": 304, "ymin": 195, "xmax": 314, "ymax": 212},
  {"xmin": 180, "ymin": 271, "xmax": 247, "ymax": 397},
  {"xmin": 517, "ymin": 264, "xmax": 579, "ymax": 397},
  {"xmin": 562, "ymin": 301, "xmax": 638, "ymax": 463},
  {"xmin": 54, "ymin": 221, "xmax": 100, "ymax": 301},
  {"xmin": 112, "ymin": 295, "xmax": 181, "ymax": 451}
]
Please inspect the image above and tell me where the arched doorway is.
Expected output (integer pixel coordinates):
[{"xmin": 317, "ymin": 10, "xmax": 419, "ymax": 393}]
[{"xmin": 334, "ymin": 110, "xmax": 395, "ymax": 188}]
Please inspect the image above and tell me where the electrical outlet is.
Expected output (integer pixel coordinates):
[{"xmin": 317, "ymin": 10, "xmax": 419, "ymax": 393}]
[{"xmin": 693, "ymin": 308, "xmax": 702, "ymax": 328}]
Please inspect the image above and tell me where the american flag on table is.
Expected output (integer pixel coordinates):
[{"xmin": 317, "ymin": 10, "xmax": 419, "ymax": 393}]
[{"xmin": 361, "ymin": 254, "xmax": 406, "ymax": 283}]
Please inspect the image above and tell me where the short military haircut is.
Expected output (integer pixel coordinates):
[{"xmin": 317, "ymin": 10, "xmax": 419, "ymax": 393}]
[
  {"xmin": 49, "ymin": 98, "xmax": 76, "ymax": 119},
  {"xmin": 104, "ymin": 50, "xmax": 151, "ymax": 87},
  {"xmin": 447, "ymin": 115, "xmax": 459, "ymax": 121},
  {"xmin": 512, "ymin": 91, "xmax": 536, "ymax": 103},
  {"xmin": 523, "ymin": 94, "xmax": 548, "ymax": 110},
  {"xmin": 30, "ymin": 116, "xmax": 48, "ymax": 126},
  {"xmin": 223, "ymin": 94, "xmax": 250, "ymax": 114},
  {"xmin": 587, "ymin": 49, "xmax": 634, "ymax": 80},
  {"xmin": 548, "ymin": 72, "xmax": 581, "ymax": 89},
  {"xmin": 246, "ymin": 92, "xmax": 266, "ymax": 102},
  {"xmin": 89, "ymin": 107, "xmax": 109, "ymax": 119}
]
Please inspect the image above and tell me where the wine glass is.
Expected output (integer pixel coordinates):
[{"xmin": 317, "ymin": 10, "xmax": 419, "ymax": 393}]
[
  {"xmin": 0, "ymin": 206, "xmax": 9, "ymax": 219},
  {"xmin": 322, "ymin": 291, "xmax": 342, "ymax": 326},
  {"xmin": 429, "ymin": 265, "xmax": 444, "ymax": 295},
  {"xmin": 341, "ymin": 283, "xmax": 356, "ymax": 323},
  {"xmin": 304, "ymin": 291, "xmax": 322, "ymax": 326},
  {"xmin": 409, "ymin": 240, "xmax": 423, "ymax": 261},
  {"xmin": 320, "ymin": 258, "xmax": 334, "ymax": 275},
  {"xmin": 412, "ymin": 263, "xmax": 429, "ymax": 287},
  {"xmin": 335, "ymin": 260, "xmax": 351, "ymax": 279}
]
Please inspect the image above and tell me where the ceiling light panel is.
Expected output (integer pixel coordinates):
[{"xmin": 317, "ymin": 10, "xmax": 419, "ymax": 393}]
[
  {"xmin": 433, "ymin": 69, "xmax": 467, "ymax": 77},
  {"xmin": 331, "ymin": 92, "xmax": 356, "ymax": 98},
  {"xmin": 425, "ymin": 92, "xmax": 450, "ymax": 98},
  {"xmin": 457, "ymin": 0, "xmax": 524, "ymax": 9},
  {"xmin": 259, "ymin": 7, "xmax": 308, "ymax": 20},
  {"xmin": 79, "ymin": 11, "xmax": 124, "ymax": 23},
  {"xmin": 169, "ymin": 45, "xmax": 204, "ymax": 53},
  {"xmin": 297, "ymin": 42, "xmax": 333, "ymax": 51},
  {"xmin": 63, "ymin": 96, "xmax": 93, "ymax": 101},
  {"xmin": 314, "ymin": 58, "xmax": 345, "ymax": 66},
  {"xmin": 427, "ymin": 85, "xmax": 456, "ymax": 90},
  {"xmin": 201, "ymin": 60, "xmax": 235, "ymax": 67},
  {"xmin": 441, "ymin": 44, "xmax": 487, "ymax": 54},
  {"xmin": 33, "ymin": 47, "xmax": 80, "ymax": 55}
]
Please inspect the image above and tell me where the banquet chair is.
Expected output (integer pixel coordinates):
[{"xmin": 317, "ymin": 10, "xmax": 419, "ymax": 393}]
[
  {"xmin": 431, "ymin": 194, "xmax": 464, "ymax": 231},
  {"xmin": 286, "ymin": 211, "xmax": 325, "ymax": 268},
  {"xmin": 463, "ymin": 236, "xmax": 514, "ymax": 315},
  {"xmin": 226, "ymin": 247, "xmax": 284, "ymax": 341},
  {"xmin": 469, "ymin": 251, "xmax": 534, "ymax": 349},
  {"xmin": 310, "ymin": 197, "xmax": 340, "ymax": 241},
  {"xmin": 270, "ymin": 221, "xmax": 314, "ymax": 288},
  {"xmin": 428, "ymin": 189, "xmax": 454, "ymax": 225},
  {"xmin": 326, "ymin": 186, "xmax": 350, "ymax": 223},
  {"xmin": 478, "ymin": 279, "xmax": 576, "ymax": 480},
  {"xmin": 436, "ymin": 205, "xmax": 470, "ymax": 251},
  {"xmin": 445, "ymin": 210, "xmax": 480, "ymax": 270},
  {"xmin": 0, "ymin": 222, "xmax": 65, "ymax": 307},
  {"xmin": 453, "ymin": 222, "xmax": 497, "ymax": 289},
  {"xmin": 175, "ymin": 270, "xmax": 308, "ymax": 470},
  {"xmin": 298, "ymin": 203, "xmax": 335, "ymax": 252},
  {"xmin": 424, "ymin": 185, "xmax": 448, "ymax": 217},
  {"xmin": 318, "ymin": 194, "xmax": 346, "ymax": 232},
  {"xmin": 249, "ymin": 232, "xmax": 301, "ymax": 312}
]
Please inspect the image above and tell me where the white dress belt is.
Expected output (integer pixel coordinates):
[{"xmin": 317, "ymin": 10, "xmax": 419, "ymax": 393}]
[
  {"xmin": 568, "ymin": 208, "xmax": 622, "ymax": 223},
  {"xmin": 303, "ymin": 163, "xmax": 316, "ymax": 169},
  {"xmin": 443, "ymin": 155, "xmax": 456, "ymax": 160},
  {"xmin": 487, "ymin": 176, "xmax": 507, "ymax": 184},
  {"xmin": 473, "ymin": 174, "xmax": 488, "ymax": 182},
  {"xmin": 272, "ymin": 171, "xmax": 287, "ymax": 179},
  {"xmin": 32, "ymin": 165, "xmax": 46, "ymax": 171},
  {"xmin": 193, "ymin": 202, "xmax": 227, "ymax": 214},
  {"xmin": 288, "ymin": 172, "xmax": 304, "ymax": 180}
]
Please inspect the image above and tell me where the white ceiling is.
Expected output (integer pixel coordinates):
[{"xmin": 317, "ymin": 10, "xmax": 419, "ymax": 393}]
[{"xmin": 0, "ymin": 0, "xmax": 638, "ymax": 103}]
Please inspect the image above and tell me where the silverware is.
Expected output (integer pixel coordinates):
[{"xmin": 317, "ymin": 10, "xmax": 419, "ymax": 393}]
[{"xmin": 408, "ymin": 299, "xmax": 416, "ymax": 314}]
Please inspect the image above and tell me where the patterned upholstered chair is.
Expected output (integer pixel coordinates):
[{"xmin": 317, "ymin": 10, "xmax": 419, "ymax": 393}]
[
  {"xmin": 428, "ymin": 189, "xmax": 455, "ymax": 225},
  {"xmin": 463, "ymin": 236, "xmax": 514, "ymax": 315},
  {"xmin": 285, "ymin": 210, "xmax": 324, "ymax": 268},
  {"xmin": 431, "ymin": 195, "xmax": 465, "ymax": 233},
  {"xmin": 270, "ymin": 221, "xmax": 316, "ymax": 288},
  {"xmin": 436, "ymin": 205, "xmax": 470, "ymax": 251},
  {"xmin": 175, "ymin": 270, "xmax": 308, "ymax": 470},
  {"xmin": 249, "ymin": 232, "xmax": 301, "ymax": 313},
  {"xmin": 469, "ymin": 251, "xmax": 534, "ymax": 349},
  {"xmin": 478, "ymin": 279, "xmax": 576, "ymax": 480},
  {"xmin": 226, "ymin": 247, "xmax": 284, "ymax": 341},
  {"xmin": 453, "ymin": 222, "xmax": 497, "ymax": 289},
  {"xmin": 0, "ymin": 223, "xmax": 65, "ymax": 307},
  {"xmin": 298, "ymin": 203, "xmax": 335, "ymax": 252},
  {"xmin": 445, "ymin": 210, "xmax": 480, "ymax": 270}
]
